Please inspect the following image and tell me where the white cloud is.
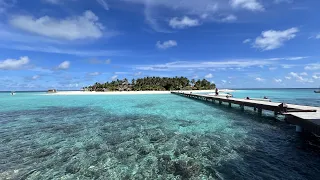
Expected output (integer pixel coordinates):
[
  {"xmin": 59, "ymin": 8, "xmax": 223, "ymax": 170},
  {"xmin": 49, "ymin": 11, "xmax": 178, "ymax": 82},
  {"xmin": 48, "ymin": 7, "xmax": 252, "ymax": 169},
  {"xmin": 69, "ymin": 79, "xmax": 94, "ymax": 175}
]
[
  {"xmin": 134, "ymin": 72, "xmax": 142, "ymax": 76},
  {"xmin": 253, "ymin": 27, "xmax": 299, "ymax": 50},
  {"xmin": 156, "ymin": 40, "xmax": 177, "ymax": 49},
  {"xmin": 243, "ymin": 39, "xmax": 251, "ymax": 44},
  {"xmin": 313, "ymin": 75, "xmax": 320, "ymax": 79},
  {"xmin": 289, "ymin": 72, "xmax": 313, "ymax": 83},
  {"xmin": 0, "ymin": 56, "xmax": 29, "ymax": 70},
  {"xmin": 169, "ymin": 16, "xmax": 200, "ymax": 29},
  {"xmin": 32, "ymin": 75, "xmax": 40, "ymax": 80},
  {"xmin": 255, "ymin": 77, "xmax": 264, "ymax": 82},
  {"xmin": 0, "ymin": 44, "xmax": 123, "ymax": 57},
  {"xmin": 111, "ymin": 75, "xmax": 118, "ymax": 81},
  {"xmin": 300, "ymin": 72, "xmax": 308, "ymax": 76},
  {"xmin": 89, "ymin": 59, "xmax": 112, "ymax": 64},
  {"xmin": 269, "ymin": 67, "xmax": 277, "ymax": 70},
  {"xmin": 230, "ymin": 0, "xmax": 264, "ymax": 11},
  {"xmin": 136, "ymin": 59, "xmax": 273, "ymax": 71},
  {"xmin": 316, "ymin": 34, "xmax": 320, "ymax": 39},
  {"xmin": 88, "ymin": 72, "xmax": 100, "ymax": 76},
  {"xmin": 96, "ymin": 0, "xmax": 109, "ymax": 10},
  {"xmin": 9, "ymin": 10, "xmax": 104, "ymax": 40},
  {"xmin": 57, "ymin": 61, "xmax": 70, "ymax": 70},
  {"xmin": 305, "ymin": 63, "xmax": 320, "ymax": 71},
  {"xmin": 220, "ymin": 14, "xmax": 237, "ymax": 22},
  {"xmin": 285, "ymin": 76, "xmax": 291, "ymax": 80},
  {"xmin": 205, "ymin": 73, "xmax": 213, "ymax": 79},
  {"xmin": 282, "ymin": 64, "xmax": 296, "ymax": 69},
  {"xmin": 221, "ymin": 80, "xmax": 227, "ymax": 84},
  {"xmin": 274, "ymin": 79, "xmax": 282, "ymax": 83}
]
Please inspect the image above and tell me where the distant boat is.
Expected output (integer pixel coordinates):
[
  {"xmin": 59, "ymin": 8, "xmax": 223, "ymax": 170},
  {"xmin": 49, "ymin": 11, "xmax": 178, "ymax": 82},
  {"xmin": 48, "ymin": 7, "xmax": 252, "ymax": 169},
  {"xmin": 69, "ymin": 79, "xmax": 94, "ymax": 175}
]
[
  {"xmin": 315, "ymin": 87, "xmax": 320, "ymax": 93},
  {"xmin": 11, "ymin": 91, "xmax": 16, "ymax": 96}
]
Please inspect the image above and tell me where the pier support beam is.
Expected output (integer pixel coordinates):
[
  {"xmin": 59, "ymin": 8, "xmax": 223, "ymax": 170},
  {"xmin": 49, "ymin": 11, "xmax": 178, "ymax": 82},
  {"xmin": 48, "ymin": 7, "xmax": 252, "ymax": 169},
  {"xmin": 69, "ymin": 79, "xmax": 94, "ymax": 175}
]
[
  {"xmin": 229, "ymin": 103, "xmax": 232, "ymax": 108},
  {"xmin": 296, "ymin": 125, "xmax": 303, "ymax": 133},
  {"xmin": 240, "ymin": 105, "xmax": 244, "ymax": 111},
  {"xmin": 219, "ymin": 100, "xmax": 222, "ymax": 105},
  {"xmin": 258, "ymin": 108, "xmax": 262, "ymax": 116},
  {"xmin": 254, "ymin": 107, "xmax": 257, "ymax": 111}
]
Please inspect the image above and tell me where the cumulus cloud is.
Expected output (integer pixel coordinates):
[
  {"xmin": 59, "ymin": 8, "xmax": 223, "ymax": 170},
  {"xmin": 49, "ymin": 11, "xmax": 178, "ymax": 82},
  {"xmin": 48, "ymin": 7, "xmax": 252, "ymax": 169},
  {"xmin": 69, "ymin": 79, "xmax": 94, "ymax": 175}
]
[
  {"xmin": 300, "ymin": 72, "xmax": 308, "ymax": 76},
  {"xmin": 169, "ymin": 16, "xmax": 200, "ymax": 29},
  {"xmin": 220, "ymin": 14, "xmax": 237, "ymax": 22},
  {"xmin": 274, "ymin": 79, "xmax": 282, "ymax": 83},
  {"xmin": 9, "ymin": 10, "xmax": 105, "ymax": 40},
  {"xmin": 0, "ymin": 56, "xmax": 29, "ymax": 70},
  {"xmin": 253, "ymin": 27, "xmax": 299, "ymax": 50},
  {"xmin": 205, "ymin": 73, "xmax": 213, "ymax": 79},
  {"xmin": 156, "ymin": 40, "xmax": 177, "ymax": 50},
  {"xmin": 255, "ymin": 77, "xmax": 264, "ymax": 82},
  {"xmin": 313, "ymin": 75, "xmax": 320, "ymax": 79},
  {"xmin": 243, "ymin": 39, "xmax": 251, "ymax": 44},
  {"xmin": 289, "ymin": 72, "xmax": 313, "ymax": 83},
  {"xmin": 57, "ymin": 61, "xmax": 70, "ymax": 70},
  {"xmin": 305, "ymin": 63, "xmax": 320, "ymax": 70},
  {"xmin": 230, "ymin": 0, "xmax": 264, "ymax": 11},
  {"xmin": 285, "ymin": 76, "xmax": 291, "ymax": 80}
]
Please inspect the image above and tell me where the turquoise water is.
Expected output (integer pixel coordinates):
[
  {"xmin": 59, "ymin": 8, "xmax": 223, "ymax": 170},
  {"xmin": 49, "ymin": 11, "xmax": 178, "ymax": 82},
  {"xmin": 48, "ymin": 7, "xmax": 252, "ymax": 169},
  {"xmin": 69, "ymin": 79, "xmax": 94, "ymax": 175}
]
[{"xmin": 0, "ymin": 89, "xmax": 319, "ymax": 179}]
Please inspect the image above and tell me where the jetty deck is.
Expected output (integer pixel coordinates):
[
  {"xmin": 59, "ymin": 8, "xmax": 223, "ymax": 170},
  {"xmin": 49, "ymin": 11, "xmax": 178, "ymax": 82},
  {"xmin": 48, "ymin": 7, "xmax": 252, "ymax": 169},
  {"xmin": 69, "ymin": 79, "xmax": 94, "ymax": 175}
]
[{"xmin": 172, "ymin": 91, "xmax": 320, "ymax": 135}]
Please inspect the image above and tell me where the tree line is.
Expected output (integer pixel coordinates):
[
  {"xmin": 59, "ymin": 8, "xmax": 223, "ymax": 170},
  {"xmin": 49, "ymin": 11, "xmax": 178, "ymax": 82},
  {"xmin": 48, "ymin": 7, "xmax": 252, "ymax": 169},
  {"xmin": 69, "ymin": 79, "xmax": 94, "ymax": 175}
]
[{"xmin": 83, "ymin": 76, "xmax": 216, "ymax": 91}]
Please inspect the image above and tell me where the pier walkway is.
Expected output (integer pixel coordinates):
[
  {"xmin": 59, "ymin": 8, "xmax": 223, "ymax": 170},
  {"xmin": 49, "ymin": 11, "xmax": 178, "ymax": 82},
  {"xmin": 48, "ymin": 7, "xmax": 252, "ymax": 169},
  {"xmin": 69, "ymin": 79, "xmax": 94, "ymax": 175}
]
[{"xmin": 171, "ymin": 91, "xmax": 320, "ymax": 135}]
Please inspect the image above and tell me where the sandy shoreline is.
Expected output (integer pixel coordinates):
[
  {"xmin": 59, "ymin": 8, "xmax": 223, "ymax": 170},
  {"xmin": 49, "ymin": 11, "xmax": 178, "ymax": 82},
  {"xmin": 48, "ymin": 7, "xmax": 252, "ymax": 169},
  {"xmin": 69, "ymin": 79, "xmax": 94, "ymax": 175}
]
[{"xmin": 44, "ymin": 90, "xmax": 216, "ymax": 96}]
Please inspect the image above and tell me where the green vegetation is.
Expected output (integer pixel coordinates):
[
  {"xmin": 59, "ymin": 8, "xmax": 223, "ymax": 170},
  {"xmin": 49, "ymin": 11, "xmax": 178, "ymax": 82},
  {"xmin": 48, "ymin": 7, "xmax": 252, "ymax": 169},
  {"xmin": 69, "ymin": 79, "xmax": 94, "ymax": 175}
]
[{"xmin": 84, "ymin": 76, "xmax": 215, "ymax": 91}]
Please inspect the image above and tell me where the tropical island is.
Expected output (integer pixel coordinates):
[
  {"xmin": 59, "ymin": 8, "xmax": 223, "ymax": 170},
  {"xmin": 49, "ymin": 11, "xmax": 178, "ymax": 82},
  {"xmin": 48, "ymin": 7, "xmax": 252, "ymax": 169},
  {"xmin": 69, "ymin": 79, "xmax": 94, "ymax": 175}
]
[{"xmin": 83, "ymin": 76, "xmax": 216, "ymax": 92}]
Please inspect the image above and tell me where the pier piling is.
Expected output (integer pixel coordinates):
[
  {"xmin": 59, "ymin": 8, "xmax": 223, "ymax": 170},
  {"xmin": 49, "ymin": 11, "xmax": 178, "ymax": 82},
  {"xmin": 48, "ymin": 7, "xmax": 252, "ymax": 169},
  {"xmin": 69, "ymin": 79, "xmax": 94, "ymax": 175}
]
[{"xmin": 171, "ymin": 91, "xmax": 320, "ymax": 136}]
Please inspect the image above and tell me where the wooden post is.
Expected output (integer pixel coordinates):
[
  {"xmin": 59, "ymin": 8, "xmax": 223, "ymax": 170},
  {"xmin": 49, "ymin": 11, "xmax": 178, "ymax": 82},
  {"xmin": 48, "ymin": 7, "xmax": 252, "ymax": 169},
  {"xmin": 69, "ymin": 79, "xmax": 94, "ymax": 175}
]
[
  {"xmin": 274, "ymin": 111, "xmax": 278, "ymax": 117},
  {"xmin": 258, "ymin": 108, "xmax": 262, "ymax": 116},
  {"xmin": 219, "ymin": 100, "xmax": 222, "ymax": 105},
  {"xmin": 254, "ymin": 107, "xmax": 257, "ymax": 111},
  {"xmin": 240, "ymin": 104, "xmax": 244, "ymax": 111},
  {"xmin": 229, "ymin": 103, "xmax": 232, "ymax": 108}
]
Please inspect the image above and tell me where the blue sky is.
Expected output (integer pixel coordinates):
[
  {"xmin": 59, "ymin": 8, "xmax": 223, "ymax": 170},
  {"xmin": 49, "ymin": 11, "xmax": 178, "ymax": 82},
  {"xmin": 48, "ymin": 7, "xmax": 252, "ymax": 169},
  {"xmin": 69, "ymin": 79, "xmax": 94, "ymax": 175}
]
[{"xmin": 0, "ymin": 0, "xmax": 319, "ymax": 90}]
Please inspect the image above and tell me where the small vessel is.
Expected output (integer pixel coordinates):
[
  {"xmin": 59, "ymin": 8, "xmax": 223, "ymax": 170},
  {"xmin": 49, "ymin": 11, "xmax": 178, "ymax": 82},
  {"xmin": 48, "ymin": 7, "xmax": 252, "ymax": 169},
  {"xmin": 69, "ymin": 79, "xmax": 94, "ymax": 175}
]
[
  {"xmin": 11, "ymin": 91, "xmax": 16, "ymax": 96},
  {"xmin": 315, "ymin": 87, "xmax": 320, "ymax": 93}
]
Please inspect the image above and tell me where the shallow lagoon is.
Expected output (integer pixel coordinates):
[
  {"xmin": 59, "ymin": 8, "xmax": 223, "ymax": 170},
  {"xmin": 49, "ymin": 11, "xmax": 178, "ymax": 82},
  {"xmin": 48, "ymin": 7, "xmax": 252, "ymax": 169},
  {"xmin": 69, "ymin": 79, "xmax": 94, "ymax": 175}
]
[{"xmin": 0, "ymin": 89, "xmax": 319, "ymax": 179}]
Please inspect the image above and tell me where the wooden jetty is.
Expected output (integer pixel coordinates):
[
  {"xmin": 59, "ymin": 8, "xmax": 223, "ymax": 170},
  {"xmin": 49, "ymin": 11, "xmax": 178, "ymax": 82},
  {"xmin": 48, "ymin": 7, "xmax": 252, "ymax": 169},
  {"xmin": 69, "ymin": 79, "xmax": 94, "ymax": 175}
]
[{"xmin": 171, "ymin": 91, "xmax": 320, "ymax": 136}]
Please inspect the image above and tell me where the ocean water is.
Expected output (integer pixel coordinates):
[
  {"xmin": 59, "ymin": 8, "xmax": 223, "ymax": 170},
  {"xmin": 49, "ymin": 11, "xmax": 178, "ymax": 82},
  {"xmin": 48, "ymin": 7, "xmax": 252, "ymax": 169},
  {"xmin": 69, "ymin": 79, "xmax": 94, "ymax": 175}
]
[{"xmin": 0, "ymin": 89, "xmax": 319, "ymax": 179}]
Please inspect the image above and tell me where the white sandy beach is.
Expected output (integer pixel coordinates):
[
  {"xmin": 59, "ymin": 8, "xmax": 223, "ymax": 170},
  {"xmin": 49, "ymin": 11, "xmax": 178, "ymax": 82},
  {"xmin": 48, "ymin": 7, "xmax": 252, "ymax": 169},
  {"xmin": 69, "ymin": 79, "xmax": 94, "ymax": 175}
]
[{"xmin": 45, "ymin": 90, "xmax": 216, "ymax": 96}]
